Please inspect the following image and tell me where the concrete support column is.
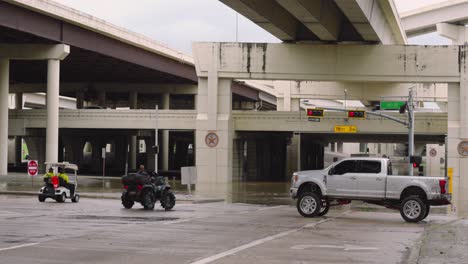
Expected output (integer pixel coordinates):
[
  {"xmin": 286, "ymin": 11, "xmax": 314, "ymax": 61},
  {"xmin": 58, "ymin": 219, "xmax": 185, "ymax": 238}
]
[
  {"xmin": 98, "ymin": 90, "xmax": 106, "ymax": 108},
  {"xmin": 162, "ymin": 131, "xmax": 169, "ymax": 171},
  {"xmin": 76, "ymin": 91, "xmax": 84, "ymax": 109},
  {"xmin": 337, "ymin": 142, "xmax": 344, "ymax": 153},
  {"xmin": 162, "ymin": 93, "xmax": 170, "ymax": 109},
  {"xmin": 129, "ymin": 91, "xmax": 138, "ymax": 109},
  {"xmin": 161, "ymin": 93, "xmax": 170, "ymax": 171},
  {"xmin": 0, "ymin": 59, "xmax": 9, "ymax": 176},
  {"xmin": 196, "ymin": 74, "xmax": 233, "ymax": 198},
  {"xmin": 275, "ymin": 81, "xmax": 300, "ymax": 111},
  {"xmin": 46, "ymin": 60, "xmax": 60, "ymax": 165},
  {"xmin": 438, "ymin": 23, "xmax": 468, "ymax": 216},
  {"xmin": 129, "ymin": 136, "xmax": 137, "ymax": 170},
  {"xmin": 447, "ymin": 83, "xmax": 462, "ymax": 214},
  {"xmin": 15, "ymin": 93, "xmax": 23, "ymax": 109}
]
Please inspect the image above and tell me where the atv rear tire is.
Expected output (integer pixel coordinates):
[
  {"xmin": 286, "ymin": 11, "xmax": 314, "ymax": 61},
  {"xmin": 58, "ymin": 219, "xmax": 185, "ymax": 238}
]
[{"xmin": 121, "ymin": 193, "xmax": 134, "ymax": 209}]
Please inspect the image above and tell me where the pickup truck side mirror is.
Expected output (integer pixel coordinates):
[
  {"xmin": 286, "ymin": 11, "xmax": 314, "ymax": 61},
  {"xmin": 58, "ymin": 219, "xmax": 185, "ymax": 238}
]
[{"xmin": 328, "ymin": 168, "xmax": 334, "ymax": 175}]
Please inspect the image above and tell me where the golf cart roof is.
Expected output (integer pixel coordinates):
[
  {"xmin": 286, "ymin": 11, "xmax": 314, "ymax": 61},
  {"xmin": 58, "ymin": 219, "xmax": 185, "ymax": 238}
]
[{"xmin": 44, "ymin": 162, "xmax": 78, "ymax": 171}]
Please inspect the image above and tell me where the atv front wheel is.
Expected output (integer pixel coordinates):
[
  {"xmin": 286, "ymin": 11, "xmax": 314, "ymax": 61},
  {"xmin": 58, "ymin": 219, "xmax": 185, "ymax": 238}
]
[
  {"xmin": 143, "ymin": 191, "xmax": 155, "ymax": 210},
  {"xmin": 161, "ymin": 191, "xmax": 176, "ymax": 211}
]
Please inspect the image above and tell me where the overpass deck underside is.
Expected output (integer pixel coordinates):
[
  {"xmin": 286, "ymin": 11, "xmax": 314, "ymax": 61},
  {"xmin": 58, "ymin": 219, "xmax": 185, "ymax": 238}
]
[{"xmin": 8, "ymin": 110, "xmax": 446, "ymax": 138}]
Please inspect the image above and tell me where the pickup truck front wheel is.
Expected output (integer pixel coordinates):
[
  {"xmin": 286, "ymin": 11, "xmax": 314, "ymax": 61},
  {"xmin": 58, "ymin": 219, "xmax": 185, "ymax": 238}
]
[
  {"xmin": 400, "ymin": 196, "xmax": 427, "ymax": 223},
  {"xmin": 297, "ymin": 192, "xmax": 322, "ymax": 217}
]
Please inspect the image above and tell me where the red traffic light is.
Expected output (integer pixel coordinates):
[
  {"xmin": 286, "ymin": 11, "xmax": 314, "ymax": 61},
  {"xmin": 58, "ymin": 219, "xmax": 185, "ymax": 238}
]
[
  {"xmin": 347, "ymin": 111, "xmax": 365, "ymax": 118},
  {"xmin": 413, "ymin": 162, "xmax": 418, "ymax": 168},
  {"xmin": 306, "ymin": 109, "xmax": 324, "ymax": 118}
]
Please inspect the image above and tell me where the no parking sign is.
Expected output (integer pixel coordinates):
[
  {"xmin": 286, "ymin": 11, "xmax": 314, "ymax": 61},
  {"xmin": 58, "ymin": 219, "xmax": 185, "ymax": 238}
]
[{"xmin": 27, "ymin": 160, "xmax": 38, "ymax": 177}]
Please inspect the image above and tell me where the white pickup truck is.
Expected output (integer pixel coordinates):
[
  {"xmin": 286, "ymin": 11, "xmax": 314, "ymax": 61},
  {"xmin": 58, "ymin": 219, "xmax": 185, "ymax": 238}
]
[{"xmin": 290, "ymin": 157, "xmax": 450, "ymax": 222}]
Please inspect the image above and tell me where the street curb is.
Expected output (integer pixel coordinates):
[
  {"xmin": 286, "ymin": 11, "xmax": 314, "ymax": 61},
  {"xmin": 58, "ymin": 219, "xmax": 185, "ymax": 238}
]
[{"xmin": 0, "ymin": 191, "xmax": 224, "ymax": 203}]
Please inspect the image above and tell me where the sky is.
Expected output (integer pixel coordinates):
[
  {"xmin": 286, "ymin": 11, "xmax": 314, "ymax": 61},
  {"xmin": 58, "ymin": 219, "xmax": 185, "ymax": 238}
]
[{"xmin": 54, "ymin": 0, "xmax": 451, "ymax": 55}]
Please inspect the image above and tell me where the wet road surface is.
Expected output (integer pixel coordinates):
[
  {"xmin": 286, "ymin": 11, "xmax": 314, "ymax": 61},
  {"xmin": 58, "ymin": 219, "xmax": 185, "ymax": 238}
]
[{"xmin": 0, "ymin": 195, "xmax": 456, "ymax": 264}]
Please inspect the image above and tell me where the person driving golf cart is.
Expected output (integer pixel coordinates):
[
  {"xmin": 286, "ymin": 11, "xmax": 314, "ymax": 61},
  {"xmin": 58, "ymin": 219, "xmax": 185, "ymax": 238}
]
[
  {"xmin": 38, "ymin": 162, "xmax": 79, "ymax": 203},
  {"xmin": 43, "ymin": 167, "xmax": 55, "ymax": 181}
]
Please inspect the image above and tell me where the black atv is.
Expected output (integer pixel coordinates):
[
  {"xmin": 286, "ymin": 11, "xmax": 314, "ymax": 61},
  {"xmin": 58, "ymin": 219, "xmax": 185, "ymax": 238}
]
[{"xmin": 121, "ymin": 172, "xmax": 175, "ymax": 211}]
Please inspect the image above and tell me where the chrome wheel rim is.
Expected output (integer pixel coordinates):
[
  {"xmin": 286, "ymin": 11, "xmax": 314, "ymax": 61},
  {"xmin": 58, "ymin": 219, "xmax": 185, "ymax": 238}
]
[
  {"xmin": 403, "ymin": 200, "xmax": 421, "ymax": 219},
  {"xmin": 300, "ymin": 196, "xmax": 317, "ymax": 214}
]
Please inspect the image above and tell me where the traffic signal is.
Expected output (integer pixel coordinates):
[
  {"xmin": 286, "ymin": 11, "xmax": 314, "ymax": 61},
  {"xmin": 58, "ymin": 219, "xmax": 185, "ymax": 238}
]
[
  {"xmin": 347, "ymin": 110, "xmax": 366, "ymax": 119},
  {"xmin": 410, "ymin": 155, "xmax": 422, "ymax": 168},
  {"xmin": 306, "ymin": 109, "xmax": 324, "ymax": 118}
]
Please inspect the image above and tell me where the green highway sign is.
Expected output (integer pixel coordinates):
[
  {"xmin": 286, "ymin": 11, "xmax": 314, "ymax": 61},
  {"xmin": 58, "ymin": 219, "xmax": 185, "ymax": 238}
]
[{"xmin": 380, "ymin": 101, "xmax": 406, "ymax": 110}]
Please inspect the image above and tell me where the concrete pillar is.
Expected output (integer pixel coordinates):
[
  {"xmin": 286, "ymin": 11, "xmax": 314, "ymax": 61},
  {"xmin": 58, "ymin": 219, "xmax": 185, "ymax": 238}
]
[
  {"xmin": 0, "ymin": 59, "xmax": 9, "ymax": 176},
  {"xmin": 438, "ymin": 23, "xmax": 468, "ymax": 216},
  {"xmin": 15, "ymin": 93, "xmax": 23, "ymax": 109},
  {"xmin": 337, "ymin": 142, "xmax": 344, "ymax": 153},
  {"xmin": 196, "ymin": 74, "xmax": 233, "ymax": 197},
  {"xmin": 286, "ymin": 133, "xmax": 299, "ymax": 177},
  {"xmin": 162, "ymin": 93, "xmax": 170, "ymax": 109},
  {"xmin": 129, "ymin": 91, "xmax": 138, "ymax": 109},
  {"xmin": 447, "ymin": 83, "xmax": 462, "ymax": 214},
  {"xmin": 129, "ymin": 135, "xmax": 137, "ymax": 170},
  {"xmin": 161, "ymin": 92, "xmax": 170, "ymax": 171},
  {"xmin": 76, "ymin": 91, "xmax": 84, "ymax": 109},
  {"xmin": 98, "ymin": 90, "xmax": 106, "ymax": 108},
  {"xmin": 162, "ymin": 131, "xmax": 169, "ymax": 171},
  {"xmin": 46, "ymin": 60, "xmax": 60, "ymax": 165},
  {"xmin": 275, "ymin": 81, "xmax": 300, "ymax": 111}
]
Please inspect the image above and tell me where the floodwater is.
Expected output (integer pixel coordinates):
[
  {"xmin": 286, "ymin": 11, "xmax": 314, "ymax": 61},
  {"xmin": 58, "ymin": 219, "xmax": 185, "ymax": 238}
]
[{"xmin": 1, "ymin": 173, "xmax": 294, "ymax": 205}]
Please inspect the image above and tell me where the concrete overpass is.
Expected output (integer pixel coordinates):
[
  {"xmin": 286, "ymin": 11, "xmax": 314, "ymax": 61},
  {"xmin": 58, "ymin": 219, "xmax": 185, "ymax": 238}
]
[
  {"xmin": 220, "ymin": 0, "xmax": 407, "ymax": 44},
  {"xmin": 7, "ymin": 109, "xmax": 447, "ymax": 137},
  {"xmin": 401, "ymin": 0, "xmax": 468, "ymax": 37}
]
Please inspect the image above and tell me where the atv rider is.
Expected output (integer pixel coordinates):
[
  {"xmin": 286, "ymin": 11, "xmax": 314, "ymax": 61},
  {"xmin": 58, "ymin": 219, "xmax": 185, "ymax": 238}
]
[{"xmin": 58, "ymin": 167, "xmax": 75, "ymax": 195}]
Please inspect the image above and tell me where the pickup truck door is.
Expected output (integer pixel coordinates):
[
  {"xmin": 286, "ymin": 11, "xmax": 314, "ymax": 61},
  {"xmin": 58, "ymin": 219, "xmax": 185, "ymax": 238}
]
[
  {"xmin": 355, "ymin": 160, "xmax": 386, "ymax": 198},
  {"xmin": 327, "ymin": 160, "xmax": 359, "ymax": 197}
]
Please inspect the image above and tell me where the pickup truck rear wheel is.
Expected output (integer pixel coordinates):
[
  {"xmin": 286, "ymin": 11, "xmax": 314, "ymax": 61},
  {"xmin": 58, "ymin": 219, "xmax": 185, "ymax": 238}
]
[
  {"xmin": 297, "ymin": 192, "xmax": 322, "ymax": 217},
  {"xmin": 423, "ymin": 204, "xmax": 430, "ymax": 220},
  {"xmin": 400, "ymin": 196, "xmax": 427, "ymax": 223}
]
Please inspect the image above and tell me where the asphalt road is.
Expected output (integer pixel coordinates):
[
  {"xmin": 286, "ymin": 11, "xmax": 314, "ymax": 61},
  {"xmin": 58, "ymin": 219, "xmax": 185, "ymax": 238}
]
[{"xmin": 0, "ymin": 195, "xmax": 457, "ymax": 264}]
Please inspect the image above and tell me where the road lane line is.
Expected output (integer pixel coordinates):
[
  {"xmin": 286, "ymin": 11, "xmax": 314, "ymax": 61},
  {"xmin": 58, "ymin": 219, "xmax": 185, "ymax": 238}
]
[
  {"xmin": 163, "ymin": 219, "xmax": 192, "ymax": 225},
  {"xmin": 190, "ymin": 210, "xmax": 350, "ymax": 264},
  {"xmin": 257, "ymin": 205, "xmax": 284, "ymax": 211},
  {"xmin": 0, "ymin": 243, "xmax": 39, "ymax": 252}
]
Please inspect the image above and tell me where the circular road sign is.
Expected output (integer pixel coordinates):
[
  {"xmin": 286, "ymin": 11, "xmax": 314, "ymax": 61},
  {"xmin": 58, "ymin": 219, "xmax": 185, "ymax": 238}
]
[
  {"xmin": 458, "ymin": 141, "xmax": 468, "ymax": 156},
  {"xmin": 28, "ymin": 160, "xmax": 38, "ymax": 177},
  {"xmin": 205, "ymin": 132, "xmax": 219, "ymax": 148}
]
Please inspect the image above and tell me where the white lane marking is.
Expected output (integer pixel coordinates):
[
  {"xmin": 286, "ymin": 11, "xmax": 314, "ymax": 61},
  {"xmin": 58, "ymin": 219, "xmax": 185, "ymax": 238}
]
[
  {"xmin": 0, "ymin": 243, "xmax": 39, "ymax": 252},
  {"xmin": 291, "ymin": 244, "xmax": 378, "ymax": 251},
  {"xmin": 189, "ymin": 211, "xmax": 349, "ymax": 264},
  {"xmin": 257, "ymin": 205, "xmax": 284, "ymax": 211},
  {"xmin": 163, "ymin": 219, "xmax": 192, "ymax": 225}
]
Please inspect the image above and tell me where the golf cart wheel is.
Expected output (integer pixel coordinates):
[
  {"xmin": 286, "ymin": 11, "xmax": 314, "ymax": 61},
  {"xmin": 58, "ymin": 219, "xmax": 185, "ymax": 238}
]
[
  {"xmin": 121, "ymin": 194, "xmax": 134, "ymax": 209},
  {"xmin": 71, "ymin": 194, "xmax": 80, "ymax": 203},
  {"xmin": 317, "ymin": 199, "xmax": 330, "ymax": 216},
  {"xmin": 56, "ymin": 193, "xmax": 66, "ymax": 203},
  {"xmin": 161, "ymin": 191, "xmax": 176, "ymax": 211},
  {"xmin": 143, "ymin": 191, "xmax": 155, "ymax": 210},
  {"xmin": 297, "ymin": 192, "xmax": 322, "ymax": 217},
  {"xmin": 38, "ymin": 195, "xmax": 45, "ymax": 202}
]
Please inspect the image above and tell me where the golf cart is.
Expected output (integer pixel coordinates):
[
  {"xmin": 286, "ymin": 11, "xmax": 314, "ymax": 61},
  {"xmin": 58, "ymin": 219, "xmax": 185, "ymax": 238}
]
[{"xmin": 38, "ymin": 162, "xmax": 80, "ymax": 203}]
